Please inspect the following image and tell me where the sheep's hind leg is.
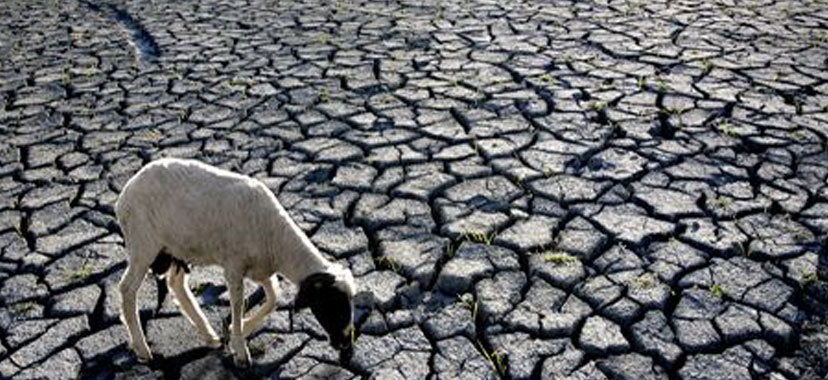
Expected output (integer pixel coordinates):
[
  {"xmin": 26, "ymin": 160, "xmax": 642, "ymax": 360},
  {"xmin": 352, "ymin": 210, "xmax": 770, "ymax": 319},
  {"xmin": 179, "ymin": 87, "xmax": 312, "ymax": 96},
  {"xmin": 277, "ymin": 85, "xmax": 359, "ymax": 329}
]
[
  {"xmin": 119, "ymin": 260, "xmax": 153, "ymax": 363},
  {"xmin": 226, "ymin": 271, "xmax": 251, "ymax": 367},
  {"xmin": 167, "ymin": 266, "xmax": 221, "ymax": 348},
  {"xmin": 242, "ymin": 276, "xmax": 278, "ymax": 338}
]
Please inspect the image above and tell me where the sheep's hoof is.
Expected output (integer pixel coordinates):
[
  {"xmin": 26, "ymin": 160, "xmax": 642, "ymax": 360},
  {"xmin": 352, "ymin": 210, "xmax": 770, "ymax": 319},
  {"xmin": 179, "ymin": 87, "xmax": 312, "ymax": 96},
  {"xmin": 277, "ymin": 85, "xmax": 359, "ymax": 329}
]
[
  {"xmin": 133, "ymin": 350, "xmax": 153, "ymax": 364},
  {"xmin": 233, "ymin": 354, "xmax": 251, "ymax": 368},
  {"xmin": 206, "ymin": 338, "xmax": 222, "ymax": 349}
]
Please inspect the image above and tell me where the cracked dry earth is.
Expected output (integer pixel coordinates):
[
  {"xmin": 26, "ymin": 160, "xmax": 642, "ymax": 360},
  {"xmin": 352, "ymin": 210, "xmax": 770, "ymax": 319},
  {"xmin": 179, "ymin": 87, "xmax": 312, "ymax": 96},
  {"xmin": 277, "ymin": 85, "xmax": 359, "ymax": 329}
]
[{"xmin": 1, "ymin": 0, "xmax": 828, "ymax": 379}]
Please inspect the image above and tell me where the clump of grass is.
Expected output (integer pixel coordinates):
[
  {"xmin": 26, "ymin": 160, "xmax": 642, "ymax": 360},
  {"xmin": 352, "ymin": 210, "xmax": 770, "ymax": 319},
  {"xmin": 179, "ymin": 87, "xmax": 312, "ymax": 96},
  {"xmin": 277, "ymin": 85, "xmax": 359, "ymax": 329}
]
[
  {"xmin": 512, "ymin": 175, "xmax": 525, "ymax": 190},
  {"xmin": 457, "ymin": 293, "xmax": 478, "ymax": 320},
  {"xmin": 709, "ymin": 284, "xmax": 726, "ymax": 298},
  {"xmin": 335, "ymin": 0, "xmax": 350, "ymax": 12},
  {"xmin": 464, "ymin": 230, "xmax": 496, "ymax": 246},
  {"xmin": 701, "ymin": 58, "xmax": 714, "ymax": 74},
  {"xmin": 248, "ymin": 339, "xmax": 269, "ymax": 356},
  {"xmin": 661, "ymin": 107, "xmax": 686, "ymax": 117},
  {"xmin": 541, "ymin": 250, "xmax": 579, "ymax": 265},
  {"xmin": 636, "ymin": 76, "xmax": 647, "ymax": 90},
  {"xmin": 314, "ymin": 33, "xmax": 331, "ymax": 44},
  {"xmin": 228, "ymin": 77, "xmax": 256, "ymax": 87},
  {"xmin": 166, "ymin": 70, "xmax": 183, "ymax": 81},
  {"xmin": 814, "ymin": 31, "xmax": 828, "ymax": 47},
  {"xmin": 787, "ymin": 129, "xmax": 809, "ymax": 141},
  {"xmin": 717, "ymin": 122, "xmax": 739, "ymax": 138},
  {"xmin": 141, "ymin": 129, "xmax": 163, "ymax": 140},
  {"xmin": 800, "ymin": 272, "xmax": 824, "ymax": 288},
  {"xmin": 13, "ymin": 223, "xmax": 24, "ymax": 238},
  {"xmin": 376, "ymin": 256, "xmax": 401, "ymax": 273},
  {"xmin": 629, "ymin": 273, "xmax": 658, "ymax": 289},
  {"xmin": 655, "ymin": 77, "xmax": 669, "ymax": 93},
  {"xmin": 708, "ymin": 196, "xmax": 732, "ymax": 209},
  {"xmin": 318, "ymin": 88, "xmax": 330, "ymax": 103},
  {"xmin": 66, "ymin": 260, "xmax": 94, "ymax": 282},
  {"xmin": 12, "ymin": 301, "xmax": 37, "ymax": 316},
  {"xmin": 445, "ymin": 241, "xmax": 458, "ymax": 258},
  {"xmin": 587, "ymin": 101, "xmax": 606, "ymax": 111},
  {"xmin": 470, "ymin": 139, "xmax": 481, "ymax": 155},
  {"xmin": 476, "ymin": 341, "xmax": 507, "ymax": 378},
  {"xmin": 179, "ymin": 108, "xmax": 192, "ymax": 123},
  {"xmin": 192, "ymin": 282, "xmax": 209, "ymax": 296},
  {"xmin": 736, "ymin": 241, "xmax": 750, "ymax": 257}
]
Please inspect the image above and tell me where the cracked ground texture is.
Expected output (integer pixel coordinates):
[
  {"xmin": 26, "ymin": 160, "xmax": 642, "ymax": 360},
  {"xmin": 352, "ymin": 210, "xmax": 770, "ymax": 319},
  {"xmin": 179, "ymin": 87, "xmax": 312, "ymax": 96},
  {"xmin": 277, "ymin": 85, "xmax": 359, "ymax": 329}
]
[{"xmin": 1, "ymin": 0, "xmax": 828, "ymax": 378}]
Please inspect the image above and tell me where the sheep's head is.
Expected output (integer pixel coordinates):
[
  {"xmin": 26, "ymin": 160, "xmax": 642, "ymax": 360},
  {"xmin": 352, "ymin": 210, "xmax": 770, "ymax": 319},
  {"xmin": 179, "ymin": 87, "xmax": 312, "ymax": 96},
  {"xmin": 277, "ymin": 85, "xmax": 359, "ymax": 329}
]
[{"xmin": 295, "ymin": 267, "xmax": 355, "ymax": 352}]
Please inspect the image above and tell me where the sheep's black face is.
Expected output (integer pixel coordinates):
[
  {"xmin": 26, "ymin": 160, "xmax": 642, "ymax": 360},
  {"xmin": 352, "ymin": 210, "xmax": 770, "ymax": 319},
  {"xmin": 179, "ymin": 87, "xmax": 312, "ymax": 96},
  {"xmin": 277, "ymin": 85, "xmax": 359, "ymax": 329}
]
[{"xmin": 296, "ymin": 272, "xmax": 354, "ymax": 351}]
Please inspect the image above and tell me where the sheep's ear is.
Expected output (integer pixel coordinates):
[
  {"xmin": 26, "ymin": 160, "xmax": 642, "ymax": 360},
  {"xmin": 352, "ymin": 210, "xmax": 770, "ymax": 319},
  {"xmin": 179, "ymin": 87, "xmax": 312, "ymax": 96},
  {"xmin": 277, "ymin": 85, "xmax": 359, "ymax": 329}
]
[{"xmin": 295, "ymin": 272, "xmax": 336, "ymax": 310}]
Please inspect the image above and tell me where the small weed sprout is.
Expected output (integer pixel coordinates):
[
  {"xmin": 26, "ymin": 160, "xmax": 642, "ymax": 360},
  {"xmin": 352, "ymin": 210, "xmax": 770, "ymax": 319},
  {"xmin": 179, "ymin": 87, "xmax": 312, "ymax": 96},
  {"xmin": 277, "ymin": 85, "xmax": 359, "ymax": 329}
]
[
  {"xmin": 801, "ymin": 272, "xmax": 825, "ymax": 288},
  {"xmin": 512, "ymin": 175, "xmax": 525, "ymax": 190},
  {"xmin": 335, "ymin": 0, "xmax": 350, "ymax": 12},
  {"xmin": 464, "ymin": 231, "xmax": 495, "ymax": 246},
  {"xmin": 701, "ymin": 58, "xmax": 714, "ymax": 74},
  {"xmin": 717, "ymin": 122, "xmax": 739, "ymax": 138},
  {"xmin": 709, "ymin": 284, "xmax": 726, "ymax": 298},
  {"xmin": 315, "ymin": 33, "xmax": 331, "ymax": 45},
  {"xmin": 193, "ymin": 282, "xmax": 208, "ymax": 296},
  {"xmin": 737, "ymin": 240, "xmax": 751, "ymax": 256},
  {"xmin": 814, "ymin": 31, "xmax": 828, "ymax": 47},
  {"xmin": 228, "ymin": 77, "xmax": 255, "ymax": 87},
  {"xmin": 470, "ymin": 139, "xmax": 481, "ymax": 155},
  {"xmin": 788, "ymin": 129, "xmax": 809, "ymax": 140},
  {"xmin": 636, "ymin": 76, "xmax": 647, "ymax": 90},
  {"xmin": 661, "ymin": 107, "xmax": 686, "ymax": 117},
  {"xmin": 457, "ymin": 293, "xmax": 478, "ymax": 320},
  {"xmin": 629, "ymin": 273, "xmax": 658, "ymax": 289},
  {"xmin": 13, "ymin": 223, "xmax": 24, "ymax": 238},
  {"xmin": 248, "ymin": 339, "xmax": 268, "ymax": 356},
  {"xmin": 318, "ymin": 88, "xmax": 330, "ymax": 103},
  {"xmin": 708, "ymin": 196, "xmax": 732, "ymax": 209},
  {"xmin": 376, "ymin": 256, "xmax": 402, "ymax": 273},
  {"xmin": 655, "ymin": 77, "xmax": 669, "ymax": 93},
  {"xmin": 588, "ymin": 101, "xmax": 606, "ymax": 111},
  {"xmin": 476, "ymin": 341, "xmax": 507, "ymax": 378},
  {"xmin": 66, "ymin": 259, "xmax": 94, "ymax": 282},
  {"xmin": 541, "ymin": 250, "xmax": 579, "ymax": 265},
  {"xmin": 12, "ymin": 301, "xmax": 37, "ymax": 316},
  {"xmin": 142, "ymin": 129, "xmax": 163, "ymax": 140},
  {"xmin": 62, "ymin": 71, "xmax": 72, "ymax": 87},
  {"xmin": 445, "ymin": 241, "xmax": 457, "ymax": 258}
]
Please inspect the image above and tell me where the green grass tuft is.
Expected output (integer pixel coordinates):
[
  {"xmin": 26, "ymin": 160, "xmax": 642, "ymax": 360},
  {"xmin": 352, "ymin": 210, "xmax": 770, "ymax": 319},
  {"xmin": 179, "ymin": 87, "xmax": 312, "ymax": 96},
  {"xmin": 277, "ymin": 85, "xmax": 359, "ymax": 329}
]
[
  {"xmin": 541, "ymin": 250, "xmax": 579, "ymax": 265},
  {"xmin": 66, "ymin": 260, "xmax": 94, "ymax": 282},
  {"xmin": 476, "ymin": 341, "xmax": 507, "ymax": 378},
  {"xmin": 709, "ymin": 284, "xmax": 726, "ymax": 298},
  {"xmin": 464, "ymin": 231, "xmax": 495, "ymax": 246},
  {"xmin": 457, "ymin": 293, "xmax": 478, "ymax": 320}
]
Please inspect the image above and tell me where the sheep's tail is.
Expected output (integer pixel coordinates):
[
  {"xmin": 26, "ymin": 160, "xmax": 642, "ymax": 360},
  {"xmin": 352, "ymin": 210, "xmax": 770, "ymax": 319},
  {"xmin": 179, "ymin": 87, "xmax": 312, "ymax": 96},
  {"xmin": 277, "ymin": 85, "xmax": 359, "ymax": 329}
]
[{"xmin": 150, "ymin": 250, "xmax": 191, "ymax": 313}]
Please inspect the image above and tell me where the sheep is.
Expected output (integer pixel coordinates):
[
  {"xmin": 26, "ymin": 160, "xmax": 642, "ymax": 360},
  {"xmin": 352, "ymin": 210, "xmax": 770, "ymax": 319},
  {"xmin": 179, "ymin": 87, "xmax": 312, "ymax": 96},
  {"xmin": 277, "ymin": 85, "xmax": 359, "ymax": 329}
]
[{"xmin": 115, "ymin": 157, "xmax": 356, "ymax": 367}]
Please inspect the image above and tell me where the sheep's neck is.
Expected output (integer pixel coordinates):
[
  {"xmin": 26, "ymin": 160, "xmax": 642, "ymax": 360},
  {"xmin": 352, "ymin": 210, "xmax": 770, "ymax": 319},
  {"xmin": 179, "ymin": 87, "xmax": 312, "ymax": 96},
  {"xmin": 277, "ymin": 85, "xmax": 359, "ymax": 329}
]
[{"xmin": 268, "ymin": 213, "xmax": 330, "ymax": 285}]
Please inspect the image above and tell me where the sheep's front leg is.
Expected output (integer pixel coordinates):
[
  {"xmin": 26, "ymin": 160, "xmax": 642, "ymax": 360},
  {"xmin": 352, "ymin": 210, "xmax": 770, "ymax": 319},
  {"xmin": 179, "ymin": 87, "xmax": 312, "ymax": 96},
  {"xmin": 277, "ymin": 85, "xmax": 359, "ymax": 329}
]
[
  {"xmin": 242, "ymin": 276, "xmax": 278, "ymax": 338},
  {"xmin": 167, "ymin": 267, "xmax": 221, "ymax": 348},
  {"xmin": 226, "ymin": 272, "xmax": 251, "ymax": 367}
]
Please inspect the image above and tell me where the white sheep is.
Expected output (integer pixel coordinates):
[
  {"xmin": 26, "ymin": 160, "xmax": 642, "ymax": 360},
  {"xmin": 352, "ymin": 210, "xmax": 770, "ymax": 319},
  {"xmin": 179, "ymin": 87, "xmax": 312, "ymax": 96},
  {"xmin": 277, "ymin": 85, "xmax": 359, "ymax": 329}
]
[{"xmin": 115, "ymin": 157, "xmax": 356, "ymax": 367}]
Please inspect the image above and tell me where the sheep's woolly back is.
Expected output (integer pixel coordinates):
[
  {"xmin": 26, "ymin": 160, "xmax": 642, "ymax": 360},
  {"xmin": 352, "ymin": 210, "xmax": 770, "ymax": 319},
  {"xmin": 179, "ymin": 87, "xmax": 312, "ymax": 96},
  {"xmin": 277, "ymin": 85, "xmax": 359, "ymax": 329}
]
[{"xmin": 116, "ymin": 158, "xmax": 332, "ymax": 285}]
